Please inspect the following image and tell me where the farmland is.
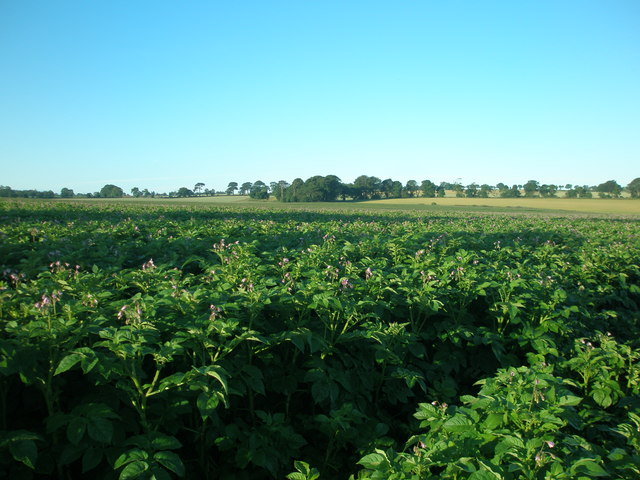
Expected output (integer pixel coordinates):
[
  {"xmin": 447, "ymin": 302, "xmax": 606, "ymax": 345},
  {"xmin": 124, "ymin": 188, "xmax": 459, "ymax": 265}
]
[
  {"xmin": 60, "ymin": 194, "xmax": 640, "ymax": 216},
  {"xmin": 1, "ymin": 199, "xmax": 639, "ymax": 479}
]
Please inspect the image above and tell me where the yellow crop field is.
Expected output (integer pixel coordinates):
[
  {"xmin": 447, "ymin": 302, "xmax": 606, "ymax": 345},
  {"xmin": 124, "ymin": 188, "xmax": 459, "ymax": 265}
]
[{"xmin": 367, "ymin": 197, "xmax": 640, "ymax": 215}]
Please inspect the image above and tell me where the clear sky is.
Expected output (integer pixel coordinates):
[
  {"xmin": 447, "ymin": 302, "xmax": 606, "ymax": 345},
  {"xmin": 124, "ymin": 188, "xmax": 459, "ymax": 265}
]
[{"xmin": 1, "ymin": 0, "xmax": 639, "ymax": 194}]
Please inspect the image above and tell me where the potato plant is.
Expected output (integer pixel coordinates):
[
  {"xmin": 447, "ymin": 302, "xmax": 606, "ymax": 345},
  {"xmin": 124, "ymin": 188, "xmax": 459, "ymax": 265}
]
[{"xmin": 0, "ymin": 201, "xmax": 638, "ymax": 479}]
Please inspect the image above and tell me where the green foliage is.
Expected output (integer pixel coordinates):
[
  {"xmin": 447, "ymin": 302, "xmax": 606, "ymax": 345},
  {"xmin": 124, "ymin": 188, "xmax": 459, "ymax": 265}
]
[
  {"xmin": 60, "ymin": 187, "xmax": 75, "ymax": 198},
  {"xmin": 597, "ymin": 180, "xmax": 622, "ymax": 198},
  {"xmin": 628, "ymin": 177, "xmax": 640, "ymax": 198},
  {"xmin": 100, "ymin": 184, "xmax": 124, "ymax": 198},
  {"xmin": 249, "ymin": 180, "xmax": 270, "ymax": 200},
  {"xmin": 176, "ymin": 187, "xmax": 194, "ymax": 197},
  {"xmin": 523, "ymin": 180, "xmax": 540, "ymax": 197},
  {"xmin": 1, "ymin": 201, "xmax": 639, "ymax": 478},
  {"xmin": 500, "ymin": 185, "xmax": 522, "ymax": 198},
  {"xmin": 421, "ymin": 180, "xmax": 437, "ymax": 198}
]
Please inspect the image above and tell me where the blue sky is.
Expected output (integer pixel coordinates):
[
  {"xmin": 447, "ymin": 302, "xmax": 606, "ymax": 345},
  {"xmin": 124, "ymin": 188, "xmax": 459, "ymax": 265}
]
[{"xmin": 1, "ymin": 0, "xmax": 639, "ymax": 194}]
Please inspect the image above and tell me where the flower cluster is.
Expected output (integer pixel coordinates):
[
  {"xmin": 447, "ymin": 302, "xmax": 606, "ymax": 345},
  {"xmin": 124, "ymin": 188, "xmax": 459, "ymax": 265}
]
[
  {"xmin": 117, "ymin": 303, "xmax": 143, "ymax": 325},
  {"xmin": 239, "ymin": 278, "xmax": 254, "ymax": 293},
  {"xmin": 142, "ymin": 258, "xmax": 156, "ymax": 270},
  {"xmin": 278, "ymin": 257, "xmax": 290, "ymax": 267},
  {"xmin": 209, "ymin": 304, "xmax": 222, "ymax": 320},
  {"xmin": 340, "ymin": 278, "xmax": 353, "ymax": 289}
]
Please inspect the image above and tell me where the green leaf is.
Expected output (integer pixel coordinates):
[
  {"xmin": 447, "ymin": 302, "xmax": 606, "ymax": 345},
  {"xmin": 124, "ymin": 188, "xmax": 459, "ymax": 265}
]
[
  {"xmin": 558, "ymin": 395, "xmax": 582, "ymax": 406},
  {"xmin": 204, "ymin": 366, "xmax": 228, "ymax": 393},
  {"xmin": 414, "ymin": 403, "xmax": 438, "ymax": 421},
  {"xmin": 82, "ymin": 447, "xmax": 103, "ymax": 472},
  {"xmin": 571, "ymin": 458, "xmax": 610, "ymax": 477},
  {"xmin": 289, "ymin": 330, "xmax": 307, "ymax": 353},
  {"xmin": 153, "ymin": 451, "xmax": 185, "ymax": 477},
  {"xmin": 150, "ymin": 465, "xmax": 172, "ymax": 480},
  {"xmin": 88, "ymin": 416, "xmax": 113, "ymax": 443},
  {"xmin": 66, "ymin": 417, "xmax": 86, "ymax": 445},
  {"xmin": 286, "ymin": 474, "xmax": 306, "ymax": 480},
  {"xmin": 494, "ymin": 436, "xmax": 525, "ymax": 458},
  {"xmin": 593, "ymin": 389, "xmax": 613, "ymax": 408},
  {"xmin": 197, "ymin": 391, "xmax": 220, "ymax": 419},
  {"xmin": 469, "ymin": 471, "xmax": 499, "ymax": 480},
  {"xmin": 241, "ymin": 364, "xmax": 265, "ymax": 395},
  {"xmin": 455, "ymin": 457, "xmax": 477, "ymax": 473},
  {"xmin": 9, "ymin": 440, "xmax": 38, "ymax": 469},
  {"xmin": 443, "ymin": 414, "xmax": 474, "ymax": 433},
  {"xmin": 483, "ymin": 413, "xmax": 503, "ymax": 430},
  {"xmin": 119, "ymin": 460, "xmax": 149, "ymax": 480},
  {"xmin": 150, "ymin": 434, "xmax": 182, "ymax": 451},
  {"xmin": 607, "ymin": 448, "xmax": 627, "ymax": 461},
  {"xmin": 287, "ymin": 460, "xmax": 320, "ymax": 480},
  {"xmin": 59, "ymin": 443, "xmax": 83, "ymax": 466},
  {"xmin": 358, "ymin": 452, "xmax": 387, "ymax": 470},
  {"xmin": 115, "ymin": 449, "xmax": 149, "ymax": 469},
  {"xmin": 54, "ymin": 353, "xmax": 81, "ymax": 375}
]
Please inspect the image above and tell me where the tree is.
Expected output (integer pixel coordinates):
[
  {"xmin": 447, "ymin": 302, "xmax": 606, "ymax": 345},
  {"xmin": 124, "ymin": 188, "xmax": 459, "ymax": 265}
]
[
  {"xmin": 249, "ymin": 180, "xmax": 269, "ymax": 200},
  {"xmin": 539, "ymin": 184, "xmax": 557, "ymax": 198},
  {"xmin": 381, "ymin": 179, "xmax": 394, "ymax": 198},
  {"xmin": 60, "ymin": 187, "xmax": 75, "ymax": 198},
  {"xmin": 574, "ymin": 186, "xmax": 592, "ymax": 198},
  {"xmin": 597, "ymin": 180, "xmax": 622, "ymax": 198},
  {"xmin": 323, "ymin": 175, "xmax": 343, "ymax": 201},
  {"xmin": 176, "ymin": 187, "xmax": 194, "ymax": 197},
  {"xmin": 391, "ymin": 181, "xmax": 403, "ymax": 199},
  {"xmin": 285, "ymin": 178, "xmax": 304, "ymax": 202},
  {"xmin": 273, "ymin": 180, "xmax": 290, "ymax": 201},
  {"xmin": 100, "ymin": 184, "xmax": 124, "ymax": 198},
  {"xmin": 131, "ymin": 187, "xmax": 142, "ymax": 198},
  {"xmin": 194, "ymin": 182, "xmax": 205, "ymax": 195},
  {"xmin": 453, "ymin": 183, "xmax": 464, "ymax": 198},
  {"xmin": 240, "ymin": 182, "xmax": 252, "ymax": 195},
  {"xmin": 478, "ymin": 184, "xmax": 493, "ymax": 198},
  {"xmin": 352, "ymin": 176, "xmax": 381, "ymax": 200},
  {"xmin": 627, "ymin": 178, "xmax": 640, "ymax": 198},
  {"xmin": 226, "ymin": 182, "xmax": 238, "ymax": 195},
  {"xmin": 291, "ymin": 175, "xmax": 343, "ymax": 202},
  {"xmin": 405, "ymin": 180, "xmax": 419, "ymax": 198},
  {"xmin": 523, "ymin": 180, "xmax": 539, "ymax": 197},
  {"xmin": 421, "ymin": 180, "xmax": 437, "ymax": 198},
  {"xmin": 465, "ymin": 183, "xmax": 478, "ymax": 198},
  {"xmin": 500, "ymin": 185, "xmax": 521, "ymax": 198},
  {"xmin": 298, "ymin": 176, "xmax": 326, "ymax": 202}
]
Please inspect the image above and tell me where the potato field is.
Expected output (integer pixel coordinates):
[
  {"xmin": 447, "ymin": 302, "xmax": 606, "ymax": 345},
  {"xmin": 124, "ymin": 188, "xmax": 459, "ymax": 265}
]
[{"xmin": 1, "ymin": 201, "xmax": 639, "ymax": 479}]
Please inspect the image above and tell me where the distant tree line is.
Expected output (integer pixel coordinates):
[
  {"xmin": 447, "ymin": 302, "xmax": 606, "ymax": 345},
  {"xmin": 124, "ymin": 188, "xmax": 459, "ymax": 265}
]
[
  {"xmin": 219, "ymin": 177, "xmax": 640, "ymax": 202},
  {"xmin": 2, "ymin": 177, "xmax": 640, "ymax": 201},
  {"xmin": 0, "ymin": 186, "xmax": 57, "ymax": 198}
]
